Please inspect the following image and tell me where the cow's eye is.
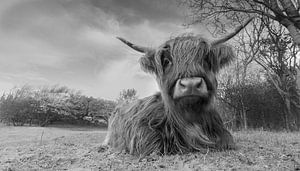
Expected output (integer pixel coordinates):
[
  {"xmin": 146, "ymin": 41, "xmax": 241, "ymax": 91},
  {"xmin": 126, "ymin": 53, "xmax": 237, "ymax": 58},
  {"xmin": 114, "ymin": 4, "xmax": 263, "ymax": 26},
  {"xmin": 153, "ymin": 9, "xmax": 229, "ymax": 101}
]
[
  {"xmin": 162, "ymin": 56, "xmax": 172, "ymax": 68},
  {"xmin": 203, "ymin": 56, "xmax": 212, "ymax": 70},
  {"xmin": 161, "ymin": 51, "xmax": 172, "ymax": 70}
]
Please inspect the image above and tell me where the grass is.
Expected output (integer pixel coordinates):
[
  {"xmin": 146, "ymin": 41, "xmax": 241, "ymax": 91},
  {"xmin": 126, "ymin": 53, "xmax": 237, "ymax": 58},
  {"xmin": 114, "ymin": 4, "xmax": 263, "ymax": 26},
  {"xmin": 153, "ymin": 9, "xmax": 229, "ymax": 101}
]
[{"xmin": 0, "ymin": 125, "xmax": 299, "ymax": 171}]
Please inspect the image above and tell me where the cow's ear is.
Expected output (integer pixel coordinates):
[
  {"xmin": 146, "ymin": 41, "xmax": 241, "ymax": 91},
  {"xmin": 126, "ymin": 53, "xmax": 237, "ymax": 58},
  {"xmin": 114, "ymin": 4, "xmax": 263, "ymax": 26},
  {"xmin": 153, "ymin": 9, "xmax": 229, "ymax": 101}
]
[
  {"xmin": 139, "ymin": 50, "xmax": 156, "ymax": 73},
  {"xmin": 209, "ymin": 44, "xmax": 235, "ymax": 72}
]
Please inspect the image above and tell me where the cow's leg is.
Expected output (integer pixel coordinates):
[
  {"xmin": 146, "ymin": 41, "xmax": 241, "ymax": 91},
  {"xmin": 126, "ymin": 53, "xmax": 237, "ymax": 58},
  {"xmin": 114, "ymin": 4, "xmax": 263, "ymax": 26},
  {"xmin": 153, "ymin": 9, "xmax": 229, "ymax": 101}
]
[
  {"xmin": 102, "ymin": 130, "xmax": 111, "ymax": 146},
  {"xmin": 209, "ymin": 111, "xmax": 236, "ymax": 150},
  {"xmin": 216, "ymin": 128, "xmax": 236, "ymax": 150}
]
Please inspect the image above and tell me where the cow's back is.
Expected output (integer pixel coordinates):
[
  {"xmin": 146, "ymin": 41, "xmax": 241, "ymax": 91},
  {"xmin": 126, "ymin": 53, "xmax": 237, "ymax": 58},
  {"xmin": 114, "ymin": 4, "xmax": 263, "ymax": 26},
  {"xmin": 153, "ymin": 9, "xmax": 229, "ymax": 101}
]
[{"xmin": 105, "ymin": 93, "xmax": 165, "ymax": 156}]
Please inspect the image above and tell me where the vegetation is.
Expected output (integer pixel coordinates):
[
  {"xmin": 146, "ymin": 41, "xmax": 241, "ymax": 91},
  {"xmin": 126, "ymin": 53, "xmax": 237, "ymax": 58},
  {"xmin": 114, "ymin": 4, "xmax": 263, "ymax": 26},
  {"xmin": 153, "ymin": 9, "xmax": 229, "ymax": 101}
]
[
  {"xmin": 182, "ymin": 0, "xmax": 300, "ymax": 45},
  {"xmin": 116, "ymin": 88, "xmax": 138, "ymax": 104},
  {"xmin": 0, "ymin": 85, "xmax": 141, "ymax": 127},
  {"xmin": 0, "ymin": 85, "xmax": 117, "ymax": 127},
  {"xmin": 217, "ymin": 79, "xmax": 286, "ymax": 130}
]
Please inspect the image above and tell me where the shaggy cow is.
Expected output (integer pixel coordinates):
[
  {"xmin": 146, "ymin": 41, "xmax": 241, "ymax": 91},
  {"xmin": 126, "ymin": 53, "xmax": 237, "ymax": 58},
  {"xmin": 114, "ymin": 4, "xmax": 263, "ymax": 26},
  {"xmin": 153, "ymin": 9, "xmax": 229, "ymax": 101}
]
[{"xmin": 104, "ymin": 18, "xmax": 253, "ymax": 157}]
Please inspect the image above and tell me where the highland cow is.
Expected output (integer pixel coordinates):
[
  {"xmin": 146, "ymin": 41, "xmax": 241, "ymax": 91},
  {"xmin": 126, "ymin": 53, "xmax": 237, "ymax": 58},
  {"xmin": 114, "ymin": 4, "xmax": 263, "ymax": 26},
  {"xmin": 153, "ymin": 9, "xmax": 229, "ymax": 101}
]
[{"xmin": 104, "ymin": 18, "xmax": 253, "ymax": 157}]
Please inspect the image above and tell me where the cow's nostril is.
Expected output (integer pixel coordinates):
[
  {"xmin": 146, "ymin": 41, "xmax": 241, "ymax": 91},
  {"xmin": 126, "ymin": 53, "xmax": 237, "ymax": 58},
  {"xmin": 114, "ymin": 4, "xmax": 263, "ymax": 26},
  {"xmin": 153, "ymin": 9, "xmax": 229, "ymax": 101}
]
[
  {"xmin": 195, "ymin": 79, "xmax": 202, "ymax": 89},
  {"xmin": 179, "ymin": 79, "xmax": 185, "ymax": 88}
]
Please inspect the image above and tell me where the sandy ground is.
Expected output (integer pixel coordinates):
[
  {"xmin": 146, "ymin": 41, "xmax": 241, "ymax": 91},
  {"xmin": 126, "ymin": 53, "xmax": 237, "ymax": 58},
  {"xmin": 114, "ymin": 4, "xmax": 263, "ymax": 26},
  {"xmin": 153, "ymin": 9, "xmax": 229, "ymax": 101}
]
[{"xmin": 0, "ymin": 125, "xmax": 299, "ymax": 170}]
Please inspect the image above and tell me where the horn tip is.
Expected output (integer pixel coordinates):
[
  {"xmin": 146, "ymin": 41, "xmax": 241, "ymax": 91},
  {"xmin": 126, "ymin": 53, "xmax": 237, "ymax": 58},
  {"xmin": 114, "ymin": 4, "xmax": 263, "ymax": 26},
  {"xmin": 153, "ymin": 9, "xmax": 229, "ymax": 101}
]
[
  {"xmin": 116, "ymin": 36, "xmax": 124, "ymax": 41},
  {"xmin": 116, "ymin": 37, "xmax": 131, "ymax": 45}
]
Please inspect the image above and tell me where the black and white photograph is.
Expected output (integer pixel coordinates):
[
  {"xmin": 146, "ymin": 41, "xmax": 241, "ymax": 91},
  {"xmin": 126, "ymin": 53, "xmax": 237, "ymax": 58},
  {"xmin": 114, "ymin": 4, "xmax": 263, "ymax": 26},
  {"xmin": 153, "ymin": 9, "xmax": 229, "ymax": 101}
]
[{"xmin": 0, "ymin": 0, "xmax": 299, "ymax": 170}]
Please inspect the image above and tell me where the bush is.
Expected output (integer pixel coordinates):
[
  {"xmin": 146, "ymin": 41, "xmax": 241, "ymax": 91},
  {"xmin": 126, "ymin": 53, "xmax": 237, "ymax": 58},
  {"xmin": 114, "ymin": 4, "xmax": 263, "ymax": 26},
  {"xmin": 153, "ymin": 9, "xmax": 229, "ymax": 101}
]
[
  {"xmin": 0, "ymin": 86, "xmax": 35, "ymax": 126},
  {"xmin": 219, "ymin": 81, "xmax": 285, "ymax": 130},
  {"xmin": 0, "ymin": 85, "xmax": 117, "ymax": 127}
]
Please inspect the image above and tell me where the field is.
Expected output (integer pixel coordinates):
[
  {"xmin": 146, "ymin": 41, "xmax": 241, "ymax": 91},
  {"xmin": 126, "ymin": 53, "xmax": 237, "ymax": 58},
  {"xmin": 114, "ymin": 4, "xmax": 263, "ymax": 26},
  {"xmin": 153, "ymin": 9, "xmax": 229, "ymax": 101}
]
[{"xmin": 0, "ymin": 124, "xmax": 300, "ymax": 171}]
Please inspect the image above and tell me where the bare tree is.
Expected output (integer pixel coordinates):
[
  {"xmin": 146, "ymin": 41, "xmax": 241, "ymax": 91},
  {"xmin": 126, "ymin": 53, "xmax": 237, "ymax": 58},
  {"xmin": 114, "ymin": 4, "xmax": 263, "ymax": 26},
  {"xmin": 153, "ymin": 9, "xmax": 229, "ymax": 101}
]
[
  {"xmin": 217, "ymin": 17, "xmax": 265, "ymax": 129},
  {"xmin": 182, "ymin": 0, "xmax": 300, "ymax": 45},
  {"xmin": 233, "ymin": 18, "xmax": 266, "ymax": 129},
  {"xmin": 255, "ymin": 19, "xmax": 300, "ymax": 130}
]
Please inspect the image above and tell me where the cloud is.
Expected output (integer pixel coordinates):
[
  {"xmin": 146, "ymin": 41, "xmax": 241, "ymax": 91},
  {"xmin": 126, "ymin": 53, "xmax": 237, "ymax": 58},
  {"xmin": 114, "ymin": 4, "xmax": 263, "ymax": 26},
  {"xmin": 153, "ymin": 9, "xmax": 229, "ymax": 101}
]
[
  {"xmin": 0, "ymin": 72, "xmax": 49, "ymax": 83},
  {"xmin": 88, "ymin": 0, "xmax": 185, "ymax": 25},
  {"xmin": 0, "ymin": 0, "xmax": 122, "ymax": 58},
  {"xmin": 0, "ymin": 0, "xmax": 206, "ymax": 99},
  {"xmin": 0, "ymin": 0, "xmax": 124, "ymax": 88}
]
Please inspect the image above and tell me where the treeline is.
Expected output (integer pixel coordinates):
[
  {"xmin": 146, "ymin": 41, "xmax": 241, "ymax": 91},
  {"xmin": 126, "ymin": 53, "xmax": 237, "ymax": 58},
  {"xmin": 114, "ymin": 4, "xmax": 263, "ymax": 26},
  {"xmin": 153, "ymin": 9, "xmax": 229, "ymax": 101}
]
[
  {"xmin": 1, "ymin": 82, "xmax": 299, "ymax": 131},
  {"xmin": 217, "ymin": 78, "xmax": 300, "ymax": 131},
  {"xmin": 0, "ymin": 85, "xmax": 116, "ymax": 127}
]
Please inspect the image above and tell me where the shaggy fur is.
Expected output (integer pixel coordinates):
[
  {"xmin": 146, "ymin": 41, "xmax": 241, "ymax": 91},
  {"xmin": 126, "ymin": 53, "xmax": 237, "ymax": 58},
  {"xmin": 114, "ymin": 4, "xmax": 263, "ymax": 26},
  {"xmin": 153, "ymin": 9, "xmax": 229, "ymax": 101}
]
[{"xmin": 104, "ymin": 35, "xmax": 236, "ymax": 157}]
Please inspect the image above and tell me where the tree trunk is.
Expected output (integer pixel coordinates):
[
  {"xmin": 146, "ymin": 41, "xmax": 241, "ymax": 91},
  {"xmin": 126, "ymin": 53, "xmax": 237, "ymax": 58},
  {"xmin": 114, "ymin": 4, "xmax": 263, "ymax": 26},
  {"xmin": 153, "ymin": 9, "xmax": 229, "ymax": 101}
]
[
  {"xmin": 262, "ymin": 111, "xmax": 266, "ymax": 130},
  {"xmin": 279, "ymin": 19, "xmax": 300, "ymax": 45},
  {"xmin": 12, "ymin": 120, "xmax": 16, "ymax": 126},
  {"xmin": 283, "ymin": 107, "xmax": 290, "ymax": 131},
  {"xmin": 40, "ymin": 110, "xmax": 51, "ymax": 127},
  {"xmin": 283, "ymin": 95, "xmax": 293, "ymax": 131},
  {"xmin": 241, "ymin": 105, "xmax": 247, "ymax": 130},
  {"xmin": 241, "ymin": 66, "xmax": 248, "ymax": 130}
]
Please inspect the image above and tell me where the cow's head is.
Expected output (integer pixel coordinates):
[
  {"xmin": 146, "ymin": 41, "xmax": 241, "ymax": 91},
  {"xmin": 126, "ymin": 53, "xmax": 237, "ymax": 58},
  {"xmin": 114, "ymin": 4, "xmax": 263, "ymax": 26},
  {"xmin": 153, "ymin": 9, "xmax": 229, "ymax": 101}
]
[{"xmin": 117, "ymin": 18, "xmax": 253, "ymax": 120}]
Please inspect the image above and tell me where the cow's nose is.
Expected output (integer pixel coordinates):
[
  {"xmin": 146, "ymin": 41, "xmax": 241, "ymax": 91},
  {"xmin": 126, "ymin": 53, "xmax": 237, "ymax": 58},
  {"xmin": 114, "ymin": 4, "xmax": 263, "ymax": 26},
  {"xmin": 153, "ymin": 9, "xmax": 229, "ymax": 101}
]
[
  {"xmin": 179, "ymin": 77, "xmax": 203, "ymax": 90},
  {"xmin": 173, "ymin": 77, "xmax": 208, "ymax": 99}
]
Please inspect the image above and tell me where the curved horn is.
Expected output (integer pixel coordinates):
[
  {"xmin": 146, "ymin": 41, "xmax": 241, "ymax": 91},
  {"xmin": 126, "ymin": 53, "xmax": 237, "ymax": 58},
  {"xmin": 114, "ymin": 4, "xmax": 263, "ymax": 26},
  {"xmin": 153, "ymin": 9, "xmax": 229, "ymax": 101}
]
[
  {"xmin": 117, "ymin": 37, "xmax": 152, "ymax": 53},
  {"xmin": 212, "ymin": 17, "xmax": 254, "ymax": 46}
]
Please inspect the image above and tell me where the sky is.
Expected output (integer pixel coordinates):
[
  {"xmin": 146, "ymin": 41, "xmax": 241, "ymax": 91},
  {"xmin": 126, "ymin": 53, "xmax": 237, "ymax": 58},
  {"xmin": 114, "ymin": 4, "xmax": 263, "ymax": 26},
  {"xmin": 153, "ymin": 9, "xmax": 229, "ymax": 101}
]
[{"xmin": 0, "ymin": 0, "xmax": 206, "ymax": 100}]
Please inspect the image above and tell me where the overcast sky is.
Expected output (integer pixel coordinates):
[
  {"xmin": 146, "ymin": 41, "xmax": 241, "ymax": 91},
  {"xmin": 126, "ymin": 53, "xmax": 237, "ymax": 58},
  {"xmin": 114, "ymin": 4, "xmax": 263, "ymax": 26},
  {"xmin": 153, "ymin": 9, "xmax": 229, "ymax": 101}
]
[{"xmin": 0, "ymin": 0, "xmax": 207, "ymax": 100}]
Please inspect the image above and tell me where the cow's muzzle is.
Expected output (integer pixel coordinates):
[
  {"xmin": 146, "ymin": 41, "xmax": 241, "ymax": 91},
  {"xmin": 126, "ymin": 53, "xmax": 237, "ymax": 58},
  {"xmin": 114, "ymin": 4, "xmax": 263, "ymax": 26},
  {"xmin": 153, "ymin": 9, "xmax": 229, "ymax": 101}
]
[{"xmin": 173, "ymin": 77, "xmax": 208, "ymax": 99}]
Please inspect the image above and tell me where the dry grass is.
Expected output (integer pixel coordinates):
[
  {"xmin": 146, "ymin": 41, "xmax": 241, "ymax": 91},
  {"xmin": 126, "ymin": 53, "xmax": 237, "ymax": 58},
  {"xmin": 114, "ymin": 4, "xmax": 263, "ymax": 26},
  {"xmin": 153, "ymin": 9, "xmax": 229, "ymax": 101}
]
[{"xmin": 0, "ymin": 125, "xmax": 299, "ymax": 171}]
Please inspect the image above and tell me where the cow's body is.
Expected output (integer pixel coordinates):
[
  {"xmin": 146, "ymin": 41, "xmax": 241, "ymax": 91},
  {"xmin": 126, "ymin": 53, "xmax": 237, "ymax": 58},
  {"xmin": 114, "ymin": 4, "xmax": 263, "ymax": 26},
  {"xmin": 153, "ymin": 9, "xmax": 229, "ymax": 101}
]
[
  {"xmin": 104, "ymin": 18, "xmax": 253, "ymax": 157},
  {"xmin": 105, "ymin": 92, "xmax": 234, "ymax": 156}
]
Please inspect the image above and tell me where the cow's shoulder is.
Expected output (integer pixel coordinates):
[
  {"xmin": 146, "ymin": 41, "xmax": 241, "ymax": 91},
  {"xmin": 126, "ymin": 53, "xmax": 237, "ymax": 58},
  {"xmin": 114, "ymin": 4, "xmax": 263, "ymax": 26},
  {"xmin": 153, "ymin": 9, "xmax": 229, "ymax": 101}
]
[
  {"xmin": 109, "ymin": 93, "xmax": 165, "ymax": 155},
  {"xmin": 115, "ymin": 92, "xmax": 163, "ymax": 117}
]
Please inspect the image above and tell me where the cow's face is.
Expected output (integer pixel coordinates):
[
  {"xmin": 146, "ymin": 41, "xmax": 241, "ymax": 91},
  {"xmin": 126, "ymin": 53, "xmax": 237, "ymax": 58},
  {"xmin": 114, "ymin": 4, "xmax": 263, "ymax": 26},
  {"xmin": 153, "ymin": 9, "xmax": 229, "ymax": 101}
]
[{"xmin": 138, "ymin": 36, "xmax": 234, "ymax": 110}]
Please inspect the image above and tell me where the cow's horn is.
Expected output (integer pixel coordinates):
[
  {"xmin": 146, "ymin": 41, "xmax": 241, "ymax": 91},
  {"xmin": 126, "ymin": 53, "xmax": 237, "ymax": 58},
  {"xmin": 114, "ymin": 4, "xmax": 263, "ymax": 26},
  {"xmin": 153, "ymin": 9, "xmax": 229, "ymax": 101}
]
[
  {"xmin": 117, "ymin": 37, "xmax": 152, "ymax": 53},
  {"xmin": 211, "ymin": 17, "xmax": 254, "ymax": 46}
]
